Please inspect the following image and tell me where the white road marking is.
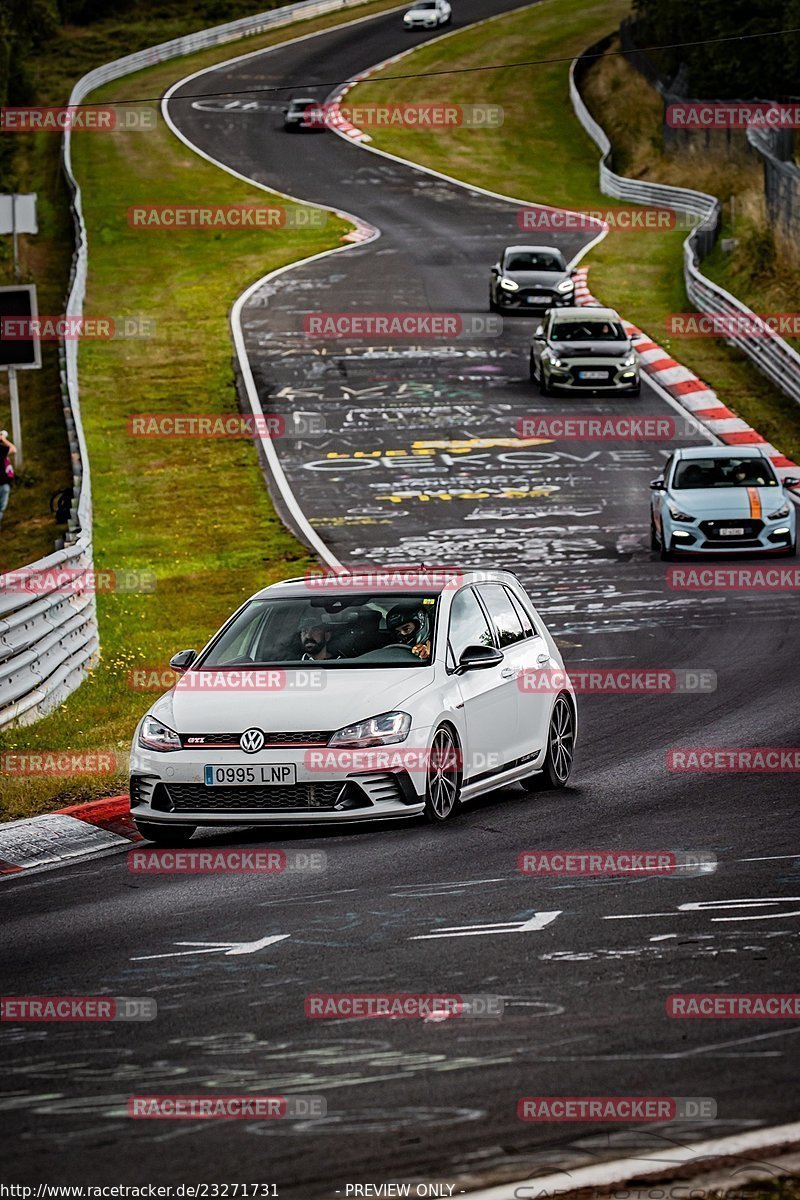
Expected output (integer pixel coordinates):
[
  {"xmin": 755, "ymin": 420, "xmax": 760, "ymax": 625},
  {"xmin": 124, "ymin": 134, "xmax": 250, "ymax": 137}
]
[
  {"xmin": 132, "ymin": 934, "xmax": 289, "ymax": 961},
  {"xmin": 410, "ymin": 912, "xmax": 561, "ymax": 940},
  {"xmin": 607, "ymin": 897, "xmax": 800, "ymax": 922}
]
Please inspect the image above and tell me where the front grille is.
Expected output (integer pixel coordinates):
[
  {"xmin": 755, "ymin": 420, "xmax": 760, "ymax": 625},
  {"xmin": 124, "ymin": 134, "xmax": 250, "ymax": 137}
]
[
  {"xmin": 179, "ymin": 730, "xmax": 332, "ymax": 749},
  {"xmin": 700, "ymin": 518, "xmax": 763, "ymax": 545},
  {"xmin": 165, "ymin": 782, "xmax": 344, "ymax": 812},
  {"xmin": 130, "ymin": 775, "xmax": 158, "ymax": 807},
  {"xmin": 350, "ymin": 772, "xmax": 405, "ymax": 805},
  {"xmin": 567, "ymin": 365, "xmax": 615, "ymax": 385}
]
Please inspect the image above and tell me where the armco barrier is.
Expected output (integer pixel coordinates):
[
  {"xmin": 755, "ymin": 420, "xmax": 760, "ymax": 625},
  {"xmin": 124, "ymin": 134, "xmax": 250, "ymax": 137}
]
[
  {"xmin": 0, "ymin": 0, "xmax": 381, "ymax": 730},
  {"xmin": 569, "ymin": 38, "xmax": 800, "ymax": 409}
]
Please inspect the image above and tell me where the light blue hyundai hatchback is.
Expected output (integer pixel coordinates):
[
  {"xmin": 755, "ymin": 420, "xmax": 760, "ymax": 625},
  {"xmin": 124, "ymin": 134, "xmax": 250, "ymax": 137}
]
[{"xmin": 650, "ymin": 445, "xmax": 798, "ymax": 559}]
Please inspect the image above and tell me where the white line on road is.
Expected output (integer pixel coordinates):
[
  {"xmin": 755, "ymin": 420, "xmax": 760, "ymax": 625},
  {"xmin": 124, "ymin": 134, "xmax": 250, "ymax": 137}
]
[
  {"xmin": 132, "ymin": 934, "xmax": 290, "ymax": 961},
  {"xmin": 410, "ymin": 912, "xmax": 561, "ymax": 940}
]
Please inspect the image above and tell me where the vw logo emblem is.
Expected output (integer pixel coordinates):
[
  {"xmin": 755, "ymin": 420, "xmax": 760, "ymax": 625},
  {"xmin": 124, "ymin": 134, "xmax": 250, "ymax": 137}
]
[{"xmin": 240, "ymin": 728, "xmax": 265, "ymax": 754}]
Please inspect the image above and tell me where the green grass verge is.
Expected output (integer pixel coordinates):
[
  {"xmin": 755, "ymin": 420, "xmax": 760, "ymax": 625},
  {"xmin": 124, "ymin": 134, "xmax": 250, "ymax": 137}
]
[
  {"xmin": 0, "ymin": 0, "xmax": 403, "ymax": 569},
  {"xmin": 347, "ymin": 0, "xmax": 800, "ymax": 462},
  {"xmin": 0, "ymin": 0, "xmax": 403, "ymax": 822}
]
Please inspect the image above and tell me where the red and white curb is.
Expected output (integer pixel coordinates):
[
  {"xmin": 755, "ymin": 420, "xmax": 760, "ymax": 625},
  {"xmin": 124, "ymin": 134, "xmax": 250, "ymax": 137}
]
[
  {"xmin": 573, "ymin": 266, "xmax": 800, "ymax": 484},
  {"xmin": 0, "ymin": 795, "xmax": 137, "ymax": 877}
]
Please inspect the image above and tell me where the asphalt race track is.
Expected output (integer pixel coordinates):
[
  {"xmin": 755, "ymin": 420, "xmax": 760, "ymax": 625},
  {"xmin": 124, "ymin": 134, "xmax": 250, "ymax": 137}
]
[{"xmin": 2, "ymin": 3, "xmax": 800, "ymax": 1195}]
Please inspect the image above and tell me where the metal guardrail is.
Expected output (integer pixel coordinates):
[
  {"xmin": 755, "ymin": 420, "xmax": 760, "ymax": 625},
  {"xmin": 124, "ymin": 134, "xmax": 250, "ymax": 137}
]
[
  {"xmin": 569, "ymin": 39, "xmax": 800, "ymax": 409},
  {"xmin": 0, "ymin": 0, "xmax": 378, "ymax": 730}
]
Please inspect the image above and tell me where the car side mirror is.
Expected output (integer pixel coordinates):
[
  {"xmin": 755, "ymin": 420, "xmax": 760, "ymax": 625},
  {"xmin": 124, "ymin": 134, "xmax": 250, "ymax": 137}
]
[
  {"xmin": 649, "ymin": 479, "xmax": 665, "ymax": 491},
  {"xmin": 783, "ymin": 476, "xmax": 800, "ymax": 488},
  {"xmin": 533, "ymin": 326, "xmax": 545, "ymax": 340},
  {"xmin": 490, "ymin": 265, "xmax": 499, "ymax": 275},
  {"xmin": 455, "ymin": 644, "xmax": 504, "ymax": 674},
  {"xmin": 169, "ymin": 649, "xmax": 197, "ymax": 674}
]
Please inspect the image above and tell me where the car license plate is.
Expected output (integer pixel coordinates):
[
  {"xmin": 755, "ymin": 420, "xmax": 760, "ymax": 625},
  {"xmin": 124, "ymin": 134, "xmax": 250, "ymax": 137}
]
[
  {"xmin": 578, "ymin": 370, "xmax": 606, "ymax": 380},
  {"xmin": 719, "ymin": 527, "xmax": 745, "ymax": 536},
  {"xmin": 204, "ymin": 764, "xmax": 296, "ymax": 787}
]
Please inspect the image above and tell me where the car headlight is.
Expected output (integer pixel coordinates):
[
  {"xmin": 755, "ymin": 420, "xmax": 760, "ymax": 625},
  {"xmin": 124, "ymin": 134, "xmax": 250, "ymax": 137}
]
[
  {"xmin": 768, "ymin": 502, "xmax": 790, "ymax": 519},
  {"xmin": 667, "ymin": 503, "xmax": 696, "ymax": 522},
  {"xmin": 622, "ymin": 354, "xmax": 637, "ymax": 367},
  {"xmin": 329, "ymin": 711, "xmax": 411, "ymax": 748},
  {"xmin": 556, "ymin": 278, "xmax": 574, "ymax": 293},
  {"xmin": 499, "ymin": 277, "xmax": 519, "ymax": 292},
  {"xmin": 138, "ymin": 715, "xmax": 182, "ymax": 752}
]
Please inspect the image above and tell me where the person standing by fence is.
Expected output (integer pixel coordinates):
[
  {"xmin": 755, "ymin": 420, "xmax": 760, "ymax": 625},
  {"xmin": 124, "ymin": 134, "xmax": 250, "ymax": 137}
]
[{"xmin": 0, "ymin": 430, "xmax": 17, "ymax": 528}]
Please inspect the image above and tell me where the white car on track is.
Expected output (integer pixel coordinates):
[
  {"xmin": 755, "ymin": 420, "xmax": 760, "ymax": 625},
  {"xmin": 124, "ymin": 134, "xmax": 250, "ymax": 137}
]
[
  {"xmin": 403, "ymin": 0, "xmax": 451, "ymax": 29},
  {"xmin": 129, "ymin": 570, "xmax": 576, "ymax": 842}
]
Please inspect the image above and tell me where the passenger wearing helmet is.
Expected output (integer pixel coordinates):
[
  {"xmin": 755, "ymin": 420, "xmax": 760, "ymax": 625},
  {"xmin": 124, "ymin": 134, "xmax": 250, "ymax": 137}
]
[{"xmin": 385, "ymin": 604, "xmax": 431, "ymax": 662}]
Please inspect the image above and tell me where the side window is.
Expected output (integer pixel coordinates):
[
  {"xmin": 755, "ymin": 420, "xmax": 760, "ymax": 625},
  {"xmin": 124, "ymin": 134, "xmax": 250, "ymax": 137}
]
[
  {"xmin": 505, "ymin": 587, "xmax": 535, "ymax": 638},
  {"xmin": 478, "ymin": 584, "xmax": 525, "ymax": 648},
  {"xmin": 448, "ymin": 588, "xmax": 494, "ymax": 663},
  {"xmin": 662, "ymin": 455, "xmax": 674, "ymax": 484}
]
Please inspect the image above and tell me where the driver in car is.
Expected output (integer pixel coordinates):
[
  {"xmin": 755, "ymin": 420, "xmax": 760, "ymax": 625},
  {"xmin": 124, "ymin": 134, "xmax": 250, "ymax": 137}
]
[
  {"xmin": 299, "ymin": 613, "xmax": 341, "ymax": 661},
  {"xmin": 386, "ymin": 605, "xmax": 431, "ymax": 662}
]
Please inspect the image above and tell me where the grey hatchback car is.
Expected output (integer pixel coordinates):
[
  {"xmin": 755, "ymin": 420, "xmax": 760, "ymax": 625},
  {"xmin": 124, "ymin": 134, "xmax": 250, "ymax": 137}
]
[
  {"xmin": 529, "ymin": 306, "xmax": 640, "ymax": 396},
  {"xmin": 489, "ymin": 245, "xmax": 576, "ymax": 312}
]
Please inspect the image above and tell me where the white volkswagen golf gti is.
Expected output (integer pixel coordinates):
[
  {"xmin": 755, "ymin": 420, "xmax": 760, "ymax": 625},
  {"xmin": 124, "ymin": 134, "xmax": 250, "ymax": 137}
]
[{"xmin": 129, "ymin": 570, "xmax": 576, "ymax": 842}]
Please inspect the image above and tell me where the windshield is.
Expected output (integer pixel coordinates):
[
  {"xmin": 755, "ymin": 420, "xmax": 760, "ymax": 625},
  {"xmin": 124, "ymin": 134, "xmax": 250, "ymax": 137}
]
[
  {"xmin": 199, "ymin": 595, "xmax": 439, "ymax": 668},
  {"xmin": 551, "ymin": 320, "xmax": 626, "ymax": 341},
  {"xmin": 505, "ymin": 251, "xmax": 565, "ymax": 272},
  {"xmin": 673, "ymin": 457, "xmax": 779, "ymax": 490}
]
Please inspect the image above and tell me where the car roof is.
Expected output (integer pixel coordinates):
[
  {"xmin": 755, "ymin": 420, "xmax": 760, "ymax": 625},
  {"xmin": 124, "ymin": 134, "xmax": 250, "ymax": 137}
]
[
  {"xmin": 674, "ymin": 445, "xmax": 768, "ymax": 460},
  {"xmin": 503, "ymin": 244, "xmax": 565, "ymax": 256},
  {"xmin": 549, "ymin": 306, "xmax": 621, "ymax": 321},
  {"xmin": 251, "ymin": 569, "xmax": 521, "ymax": 601}
]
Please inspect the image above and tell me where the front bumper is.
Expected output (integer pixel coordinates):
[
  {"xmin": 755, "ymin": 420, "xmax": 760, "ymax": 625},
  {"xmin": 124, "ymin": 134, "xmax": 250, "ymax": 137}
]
[
  {"xmin": 544, "ymin": 359, "xmax": 640, "ymax": 392},
  {"xmin": 497, "ymin": 289, "xmax": 574, "ymax": 310},
  {"xmin": 662, "ymin": 511, "xmax": 796, "ymax": 553},
  {"xmin": 129, "ymin": 734, "xmax": 431, "ymax": 826}
]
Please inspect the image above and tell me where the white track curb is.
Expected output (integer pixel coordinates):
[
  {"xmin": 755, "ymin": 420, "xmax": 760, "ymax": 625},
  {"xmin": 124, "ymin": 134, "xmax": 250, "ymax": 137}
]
[{"xmin": 464, "ymin": 1120, "xmax": 800, "ymax": 1199}]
